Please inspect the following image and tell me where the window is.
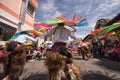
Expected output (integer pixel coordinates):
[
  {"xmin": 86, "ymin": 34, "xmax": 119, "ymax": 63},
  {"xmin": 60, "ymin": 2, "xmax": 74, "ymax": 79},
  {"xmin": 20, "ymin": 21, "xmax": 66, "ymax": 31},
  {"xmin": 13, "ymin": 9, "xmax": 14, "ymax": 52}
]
[
  {"xmin": 27, "ymin": 2, "xmax": 35, "ymax": 16},
  {"xmin": 0, "ymin": 22, "xmax": 17, "ymax": 41}
]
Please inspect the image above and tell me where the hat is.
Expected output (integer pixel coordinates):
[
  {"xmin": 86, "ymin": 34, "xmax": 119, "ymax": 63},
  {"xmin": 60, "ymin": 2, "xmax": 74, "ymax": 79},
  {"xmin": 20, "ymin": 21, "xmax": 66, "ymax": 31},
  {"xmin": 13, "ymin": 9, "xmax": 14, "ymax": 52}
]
[{"xmin": 57, "ymin": 22, "xmax": 65, "ymax": 26}]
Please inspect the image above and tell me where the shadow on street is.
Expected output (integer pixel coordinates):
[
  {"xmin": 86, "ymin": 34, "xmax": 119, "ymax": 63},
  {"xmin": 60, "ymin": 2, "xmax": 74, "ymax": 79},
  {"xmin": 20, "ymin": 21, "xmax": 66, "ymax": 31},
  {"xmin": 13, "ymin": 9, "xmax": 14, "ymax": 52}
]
[
  {"xmin": 1, "ymin": 70, "xmax": 119, "ymax": 80},
  {"xmin": 81, "ymin": 70, "xmax": 120, "ymax": 80},
  {"xmin": 23, "ymin": 71, "xmax": 119, "ymax": 80},
  {"xmin": 93, "ymin": 58, "xmax": 120, "ymax": 71},
  {"xmin": 23, "ymin": 73, "xmax": 67, "ymax": 80}
]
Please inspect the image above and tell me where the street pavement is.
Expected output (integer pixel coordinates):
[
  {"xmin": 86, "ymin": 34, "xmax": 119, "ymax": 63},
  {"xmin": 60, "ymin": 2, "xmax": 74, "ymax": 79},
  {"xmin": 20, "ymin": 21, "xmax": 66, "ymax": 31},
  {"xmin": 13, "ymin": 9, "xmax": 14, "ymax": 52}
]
[{"xmin": 0, "ymin": 52, "xmax": 120, "ymax": 80}]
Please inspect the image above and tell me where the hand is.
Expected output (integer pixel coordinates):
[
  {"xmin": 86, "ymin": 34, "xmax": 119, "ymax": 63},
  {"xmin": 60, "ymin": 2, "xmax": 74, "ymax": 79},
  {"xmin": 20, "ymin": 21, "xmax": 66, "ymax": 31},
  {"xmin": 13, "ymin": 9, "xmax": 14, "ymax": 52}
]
[{"xmin": 74, "ymin": 29, "xmax": 76, "ymax": 32}]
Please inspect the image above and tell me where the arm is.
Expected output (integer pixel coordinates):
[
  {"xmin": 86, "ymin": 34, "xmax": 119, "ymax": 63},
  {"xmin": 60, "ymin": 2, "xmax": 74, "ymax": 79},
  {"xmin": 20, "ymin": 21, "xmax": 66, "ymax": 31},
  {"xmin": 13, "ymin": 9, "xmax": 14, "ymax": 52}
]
[
  {"xmin": 43, "ymin": 28, "xmax": 56, "ymax": 37},
  {"xmin": 69, "ymin": 31, "xmax": 77, "ymax": 40}
]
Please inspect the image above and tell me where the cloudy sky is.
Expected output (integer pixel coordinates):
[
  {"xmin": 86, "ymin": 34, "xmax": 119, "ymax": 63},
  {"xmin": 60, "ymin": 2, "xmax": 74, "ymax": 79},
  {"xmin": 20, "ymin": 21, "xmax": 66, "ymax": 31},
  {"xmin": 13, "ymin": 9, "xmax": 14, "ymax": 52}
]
[{"xmin": 35, "ymin": 0, "xmax": 120, "ymax": 39}]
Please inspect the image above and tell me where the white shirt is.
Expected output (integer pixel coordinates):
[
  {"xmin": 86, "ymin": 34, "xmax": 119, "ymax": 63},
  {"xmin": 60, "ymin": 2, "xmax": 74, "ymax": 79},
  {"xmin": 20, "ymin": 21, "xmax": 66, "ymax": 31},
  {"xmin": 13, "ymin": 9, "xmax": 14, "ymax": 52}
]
[
  {"xmin": 44, "ymin": 26, "xmax": 77, "ymax": 43},
  {"xmin": 13, "ymin": 34, "xmax": 36, "ymax": 44},
  {"xmin": 46, "ymin": 41, "xmax": 53, "ymax": 48}
]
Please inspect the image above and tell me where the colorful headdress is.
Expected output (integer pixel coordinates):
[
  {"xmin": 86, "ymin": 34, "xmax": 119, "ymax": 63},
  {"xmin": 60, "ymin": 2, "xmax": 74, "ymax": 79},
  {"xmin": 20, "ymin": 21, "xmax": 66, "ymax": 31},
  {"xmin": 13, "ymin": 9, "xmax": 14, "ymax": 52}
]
[{"xmin": 56, "ymin": 13, "xmax": 82, "ymax": 26}]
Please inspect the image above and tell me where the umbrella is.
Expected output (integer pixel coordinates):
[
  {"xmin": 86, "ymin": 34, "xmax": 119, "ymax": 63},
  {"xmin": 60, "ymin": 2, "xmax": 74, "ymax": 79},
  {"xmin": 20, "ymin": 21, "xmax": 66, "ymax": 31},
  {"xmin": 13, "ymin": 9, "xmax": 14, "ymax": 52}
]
[
  {"xmin": 98, "ymin": 24, "xmax": 120, "ymax": 34},
  {"xmin": 10, "ymin": 30, "xmax": 42, "ymax": 40}
]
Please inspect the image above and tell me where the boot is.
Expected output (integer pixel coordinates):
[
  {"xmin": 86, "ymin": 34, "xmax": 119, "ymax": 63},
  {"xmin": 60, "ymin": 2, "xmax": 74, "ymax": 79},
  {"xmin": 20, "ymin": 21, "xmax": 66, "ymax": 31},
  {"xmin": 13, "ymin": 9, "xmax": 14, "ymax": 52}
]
[{"xmin": 68, "ymin": 69, "xmax": 77, "ymax": 80}]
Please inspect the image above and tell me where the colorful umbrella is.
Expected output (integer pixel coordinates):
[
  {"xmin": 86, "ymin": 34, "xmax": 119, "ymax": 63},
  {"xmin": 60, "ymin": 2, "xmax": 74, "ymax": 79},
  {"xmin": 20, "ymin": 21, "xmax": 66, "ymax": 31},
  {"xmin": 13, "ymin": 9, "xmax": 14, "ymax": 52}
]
[
  {"xmin": 98, "ymin": 24, "xmax": 120, "ymax": 34},
  {"xmin": 10, "ymin": 30, "xmax": 42, "ymax": 40}
]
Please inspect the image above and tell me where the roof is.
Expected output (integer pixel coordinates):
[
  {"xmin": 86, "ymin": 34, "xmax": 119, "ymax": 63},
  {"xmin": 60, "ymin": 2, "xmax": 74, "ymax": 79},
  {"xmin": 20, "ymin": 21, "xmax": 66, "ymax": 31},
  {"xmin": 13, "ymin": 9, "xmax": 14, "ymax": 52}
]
[{"xmin": 105, "ymin": 13, "xmax": 120, "ymax": 26}]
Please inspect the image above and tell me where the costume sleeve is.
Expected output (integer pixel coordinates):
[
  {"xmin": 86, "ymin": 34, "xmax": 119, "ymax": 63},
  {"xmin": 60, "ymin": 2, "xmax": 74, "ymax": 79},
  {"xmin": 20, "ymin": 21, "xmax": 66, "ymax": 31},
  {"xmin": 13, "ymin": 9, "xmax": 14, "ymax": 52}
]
[
  {"xmin": 43, "ymin": 28, "xmax": 56, "ymax": 37},
  {"xmin": 25, "ymin": 35, "xmax": 36, "ymax": 42},
  {"xmin": 69, "ymin": 31, "xmax": 77, "ymax": 40}
]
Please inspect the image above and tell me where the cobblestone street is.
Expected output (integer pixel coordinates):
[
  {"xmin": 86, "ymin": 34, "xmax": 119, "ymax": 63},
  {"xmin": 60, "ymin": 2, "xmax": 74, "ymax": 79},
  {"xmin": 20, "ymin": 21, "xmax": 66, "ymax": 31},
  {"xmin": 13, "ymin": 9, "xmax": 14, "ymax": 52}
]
[
  {"xmin": 1, "ymin": 0, "xmax": 120, "ymax": 80},
  {"xmin": 0, "ymin": 53, "xmax": 120, "ymax": 80}
]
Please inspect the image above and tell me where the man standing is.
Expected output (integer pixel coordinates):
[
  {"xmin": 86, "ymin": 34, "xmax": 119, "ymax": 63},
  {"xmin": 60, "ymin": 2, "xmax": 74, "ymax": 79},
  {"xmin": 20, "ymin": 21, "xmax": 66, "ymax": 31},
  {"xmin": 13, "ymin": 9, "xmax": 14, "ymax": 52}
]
[{"xmin": 43, "ymin": 22, "xmax": 77, "ymax": 79}]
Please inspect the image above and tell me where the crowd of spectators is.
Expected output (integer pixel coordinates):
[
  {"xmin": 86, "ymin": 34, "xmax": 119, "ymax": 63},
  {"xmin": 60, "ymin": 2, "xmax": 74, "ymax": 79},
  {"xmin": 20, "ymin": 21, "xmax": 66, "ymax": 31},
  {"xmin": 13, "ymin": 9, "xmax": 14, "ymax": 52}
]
[
  {"xmin": 26, "ymin": 42, "xmax": 47, "ymax": 62},
  {"xmin": 91, "ymin": 38, "xmax": 120, "ymax": 61}
]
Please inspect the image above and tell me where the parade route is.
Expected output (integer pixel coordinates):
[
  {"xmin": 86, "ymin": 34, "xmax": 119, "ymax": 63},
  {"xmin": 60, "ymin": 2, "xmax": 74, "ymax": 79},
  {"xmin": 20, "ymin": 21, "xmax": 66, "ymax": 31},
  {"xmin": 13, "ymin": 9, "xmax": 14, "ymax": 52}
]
[
  {"xmin": 0, "ymin": 53, "xmax": 120, "ymax": 80},
  {"xmin": 1, "ymin": 0, "xmax": 120, "ymax": 80}
]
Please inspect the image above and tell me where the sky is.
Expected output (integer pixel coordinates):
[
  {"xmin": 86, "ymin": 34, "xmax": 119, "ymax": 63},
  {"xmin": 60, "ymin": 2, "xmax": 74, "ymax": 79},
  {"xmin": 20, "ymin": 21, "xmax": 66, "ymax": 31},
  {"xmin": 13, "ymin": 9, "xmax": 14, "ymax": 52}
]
[{"xmin": 35, "ymin": 0, "xmax": 120, "ymax": 39}]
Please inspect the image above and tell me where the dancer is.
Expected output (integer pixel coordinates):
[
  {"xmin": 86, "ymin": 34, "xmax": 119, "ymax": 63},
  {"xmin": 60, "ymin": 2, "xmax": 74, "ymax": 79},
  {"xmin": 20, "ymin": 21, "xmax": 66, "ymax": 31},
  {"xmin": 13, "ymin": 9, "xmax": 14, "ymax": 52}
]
[
  {"xmin": 2, "ymin": 33, "xmax": 37, "ymax": 80},
  {"xmin": 44, "ymin": 22, "xmax": 78, "ymax": 80}
]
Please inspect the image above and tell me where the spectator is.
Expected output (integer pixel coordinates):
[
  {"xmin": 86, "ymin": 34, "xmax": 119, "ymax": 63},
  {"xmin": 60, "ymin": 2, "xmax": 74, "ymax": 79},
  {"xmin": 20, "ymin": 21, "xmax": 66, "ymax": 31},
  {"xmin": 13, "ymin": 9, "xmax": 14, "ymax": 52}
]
[{"xmin": 112, "ymin": 42, "xmax": 120, "ymax": 61}]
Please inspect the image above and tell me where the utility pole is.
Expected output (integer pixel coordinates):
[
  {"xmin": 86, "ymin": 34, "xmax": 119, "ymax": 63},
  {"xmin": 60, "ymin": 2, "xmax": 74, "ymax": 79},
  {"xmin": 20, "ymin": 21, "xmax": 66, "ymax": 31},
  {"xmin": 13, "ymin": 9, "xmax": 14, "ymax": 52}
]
[{"xmin": 18, "ymin": 0, "xmax": 29, "ymax": 31}]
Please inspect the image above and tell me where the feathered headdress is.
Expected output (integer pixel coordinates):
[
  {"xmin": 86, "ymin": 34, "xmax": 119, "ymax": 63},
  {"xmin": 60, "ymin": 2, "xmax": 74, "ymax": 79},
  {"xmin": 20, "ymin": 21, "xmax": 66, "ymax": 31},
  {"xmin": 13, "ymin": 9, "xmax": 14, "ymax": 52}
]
[{"xmin": 56, "ymin": 13, "xmax": 82, "ymax": 26}]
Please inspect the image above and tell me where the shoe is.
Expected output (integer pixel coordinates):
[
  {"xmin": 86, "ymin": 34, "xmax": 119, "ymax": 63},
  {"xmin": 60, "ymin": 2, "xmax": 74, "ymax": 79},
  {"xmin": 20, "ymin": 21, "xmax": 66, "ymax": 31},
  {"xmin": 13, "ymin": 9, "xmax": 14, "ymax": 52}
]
[{"xmin": 68, "ymin": 70, "xmax": 76, "ymax": 80}]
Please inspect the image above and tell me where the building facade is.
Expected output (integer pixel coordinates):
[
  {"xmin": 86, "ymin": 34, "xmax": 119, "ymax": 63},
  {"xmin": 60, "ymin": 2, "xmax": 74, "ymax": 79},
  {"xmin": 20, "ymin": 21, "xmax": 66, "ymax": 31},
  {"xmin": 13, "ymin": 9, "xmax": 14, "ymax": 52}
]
[
  {"xmin": 0, "ymin": 0, "xmax": 38, "ymax": 41},
  {"xmin": 83, "ymin": 13, "xmax": 120, "ymax": 42},
  {"xmin": 94, "ymin": 18, "xmax": 110, "ymax": 29}
]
